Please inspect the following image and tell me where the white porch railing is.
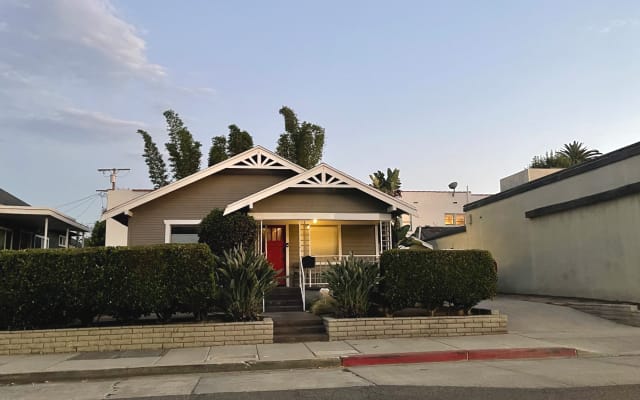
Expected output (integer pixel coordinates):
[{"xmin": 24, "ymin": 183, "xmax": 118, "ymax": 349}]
[{"xmin": 303, "ymin": 254, "xmax": 380, "ymax": 287}]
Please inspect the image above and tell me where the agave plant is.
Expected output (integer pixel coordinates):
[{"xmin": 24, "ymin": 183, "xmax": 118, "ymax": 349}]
[
  {"xmin": 214, "ymin": 246, "xmax": 277, "ymax": 321},
  {"xmin": 323, "ymin": 256, "xmax": 381, "ymax": 318}
]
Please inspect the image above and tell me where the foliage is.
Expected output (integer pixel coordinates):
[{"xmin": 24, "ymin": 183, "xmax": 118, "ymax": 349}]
[
  {"xmin": 558, "ymin": 140, "xmax": 601, "ymax": 165},
  {"xmin": 138, "ymin": 129, "xmax": 169, "ymax": 188},
  {"xmin": 529, "ymin": 150, "xmax": 571, "ymax": 168},
  {"xmin": 323, "ymin": 256, "xmax": 381, "ymax": 318},
  {"xmin": 208, "ymin": 124, "xmax": 254, "ymax": 166},
  {"xmin": 380, "ymin": 250, "xmax": 497, "ymax": 315},
  {"xmin": 85, "ymin": 220, "xmax": 106, "ymax": 247},
  {"xmin": 198, "ymin": 209, "xmax": 257, "ymax": 256},
  {"xmin": 310, "ymin": 296, "xmax": 338, "ymax": 316},
  {"xmin": 0, "ymin": 244, "xmax": 215, "ymax": 330},
  {"xmin": 214, "ymin": 246, "xmax": 277, "ymax": 321},
  {"xmin": 276, "ymin": 106, "xmax": 325, "ymax": 168},
  {"xmin": 529, "ymin": 141, "xmax": 600, "ymax": 169},
  {"xmin": 392, "ymin": 220, "xmax": 411, "ymax": 248},
  {"xmin": 164, "ymin": 110, "xmax": 202, "ymax": 180},
  {"xmin": 208, "ymin": 136, "xmax": 228, "ymax": 166},
  {"xmin": 227, "ymin": 124, "xmax": 254, "ymax": 156},
  {"xmin": 369, "ymin": 168, "xmax": 402, "ymax": 197}
]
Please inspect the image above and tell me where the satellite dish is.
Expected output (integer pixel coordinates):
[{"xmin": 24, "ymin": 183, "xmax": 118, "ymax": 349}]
[{"xmin": 448, "ymin": 182, "xmax": 458, "ymax": 190}]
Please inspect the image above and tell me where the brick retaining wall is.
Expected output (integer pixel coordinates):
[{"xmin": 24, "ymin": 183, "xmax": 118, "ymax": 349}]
[
  {"xmin": 323, "ymin": 314, "xmax": 507, "ymax": 341},
  {"xmin": 0, "ymin": 319, "xmax": 273, "ymax": 355}
]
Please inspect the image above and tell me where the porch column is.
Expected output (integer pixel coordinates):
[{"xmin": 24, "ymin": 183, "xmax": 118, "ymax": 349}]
[
  {"xmin": 43, "ymin": 217, "xmax": 49, "ymax": 249},
  {"xmin": 65, "ymin": 228, "xmax": 70, "ymax": 248}
]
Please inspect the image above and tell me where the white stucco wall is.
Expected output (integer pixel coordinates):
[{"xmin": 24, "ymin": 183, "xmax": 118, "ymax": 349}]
[
  {"xmin": 433, "ymin": 151, "xmax": 640, "ymax": 303},
  {"xmin": 500, "ymin": 168, "xmax": 564, "ymax": 192},
  {"xmin": 104, "ymin": 190, "xmax": 150, "ymax": 246},
  {"xmin": 400, "ymin": 191, "xmax": 491, "ymax": 229}
]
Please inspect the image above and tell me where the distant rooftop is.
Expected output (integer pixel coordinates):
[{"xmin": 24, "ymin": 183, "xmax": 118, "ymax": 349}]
[{"xmin": 0, "ymin": 188, "xmax": 30, "ymax": 206}]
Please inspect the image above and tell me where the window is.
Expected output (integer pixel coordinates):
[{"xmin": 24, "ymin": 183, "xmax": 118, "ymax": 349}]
[
  {"xmin": 170, "ymin": 225, "xmax": 199, "ymax": 243},
  {"xmin": 34, "ymin": 235, "xmax": 50, "ymax": 249},
  {"xmin": 310, "ymin": 225, "xmax": 339, "ymax": 256},
  {"xmin": 444, "ymin": 213, "xmax": 466, "ymax": 226},
  {"xmin": 59, "ymin": 235, "xmax": 67, "ymax": 247}
]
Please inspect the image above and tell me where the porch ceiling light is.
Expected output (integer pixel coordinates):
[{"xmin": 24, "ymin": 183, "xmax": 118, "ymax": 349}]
[{"xmin": 313, "ymin": 219, "xmax": 318, "ymax": 224}]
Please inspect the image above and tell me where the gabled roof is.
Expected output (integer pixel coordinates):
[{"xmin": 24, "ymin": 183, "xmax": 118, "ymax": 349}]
[
  {"xmin": 0, "ymin": 188, "xmax": 30, "ymax": 206},
  {"xmin": 102, "ymin": 146, "xmax": 305, "ymax": 220},
  {"xmin": 224, "ymin": 163, "xmax": 418, "ymax": 216}
]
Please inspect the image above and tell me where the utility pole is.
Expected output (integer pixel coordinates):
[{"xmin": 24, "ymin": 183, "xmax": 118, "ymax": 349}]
[{"xmin": 98, "ymin": 168, "xmax": 130, "ymax": 190}]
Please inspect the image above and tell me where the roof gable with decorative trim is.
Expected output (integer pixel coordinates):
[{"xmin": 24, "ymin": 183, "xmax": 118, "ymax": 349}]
[
  {"xmin": 102, "ymin": 146, "xmax": 305, "ymax": 220},
  {"xmin": 224, "ymin": 163, "xmax": 418, "ymax": 216}
]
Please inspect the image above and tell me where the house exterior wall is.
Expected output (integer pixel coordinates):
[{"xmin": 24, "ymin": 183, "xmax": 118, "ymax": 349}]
[
  {"xmin": 432, "ymin": 151, "xmax": 640, "ymax": 303},
  {"xmin": 105, "ymin": 190, "xmax": 150, "ymax": 246},
  {"xmin": 288, "ymin": 224, "xmax": 300, "ymax": 268},
  {"xmin": 400, "ymin": 191, "xmax": 490, "ymax": 229},
  {"xmin": 341, "ymin": 225, "xmax": 376, "ymax": 255},
  {"xmin": 251, "ymin": 188, "xmax": 390, "ymax": 214},
  {"xmin": 128, "ymin": 171, "xmax": 292, "ymax": 246}
]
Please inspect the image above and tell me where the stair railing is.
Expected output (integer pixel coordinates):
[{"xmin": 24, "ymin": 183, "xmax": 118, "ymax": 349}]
[{"xmin": 299, "ymin": 257, "xmax": 306, "ymax": 311}]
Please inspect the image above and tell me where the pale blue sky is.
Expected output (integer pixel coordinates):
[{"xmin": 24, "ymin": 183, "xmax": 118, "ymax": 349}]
[{"xmin": 1, "ymin": 0, "xmax": 639, "ymax": 226}]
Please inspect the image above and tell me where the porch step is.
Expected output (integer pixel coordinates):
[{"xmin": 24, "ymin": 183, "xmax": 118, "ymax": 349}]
[
  {"xmin": 264, "ymin": 311, "xmax": 329, "ymax": 343},
  {"xmin": 265, "ymin": 287, "xmax": 303, "ymax": 313}
]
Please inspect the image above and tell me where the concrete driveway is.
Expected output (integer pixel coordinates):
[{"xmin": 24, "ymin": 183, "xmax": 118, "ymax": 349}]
[{"xmin": 479, "ymin": 296, "xmax": 640, "ymax": 355}]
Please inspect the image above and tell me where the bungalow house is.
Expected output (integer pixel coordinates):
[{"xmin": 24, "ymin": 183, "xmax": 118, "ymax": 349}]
[
  {"xmin": 0, "ymin": 188, "xmax": 89, "ymax": 249},
  {"xmin": 102, "ymin": 146, "xmax": 417, "ymax": 287},
  {"xmin": 430, "ymin": 141, "xmax": 640, "ymax": 303}
]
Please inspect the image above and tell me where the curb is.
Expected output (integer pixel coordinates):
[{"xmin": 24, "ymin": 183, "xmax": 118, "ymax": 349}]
[
  {"xmin": 341, "ymin": 347, "xmax": 578, "ymax": 367},
  {"xmin": 0, "ymin": 358, "xmax": 341, "ymax": 385}
]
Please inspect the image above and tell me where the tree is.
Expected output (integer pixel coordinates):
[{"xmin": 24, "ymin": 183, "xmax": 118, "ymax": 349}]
[
  {"xmin": 208, "ymin": 136, "xmax": 228, "ymax": 166},
  {"xmin": 227, "ymin": 124, "xmax": 254, "ymax": 156},
  {"xmin": 369, "ymin": 168, "xmax": 402, "ymax": 197},
  {"xmin": 85, "ymin": 220, "xmax": 106, "ymax": 247},
  {"xmin": 207, "ymin": 125, "xmax": 254, "ymax": 167},
  {"xmin": 163, "ymin": 110, "xmax": 202, "ymax": 180},
  {"xmin": 198, "ymin": 209, "xmax": 257, "ymax": 256},
  {"xmin": 557, "ymin": 141, "xmax": 601, "ymax": 165},
  {"xmin": 276, "ymin": 106, "xmax": 325, "ymax": 168},
  {"xmin": 529, "ymin": 150, "xmax": 571, "ymax": 169},
  {"xmin": 138, "ymin": 129, "xmax": 169, "ymax": 188},
  {"xmin": 369, "ymin": 168, "xmax": 409, "ymax": 247}
]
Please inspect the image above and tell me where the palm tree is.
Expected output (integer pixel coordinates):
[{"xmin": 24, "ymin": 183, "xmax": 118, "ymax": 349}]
[
  {"xmin": 369, "ymin": 168, "xmax": 401, "ymax": 197},
  {"xmin": 557, "ymin": 141, "xmax": 601, "ymax": 166}
]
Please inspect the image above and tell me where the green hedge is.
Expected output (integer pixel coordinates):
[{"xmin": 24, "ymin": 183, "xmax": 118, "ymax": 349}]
[
  {"xmin": 380, "ymin": 250, "xmax": 497, "ymax": 314},
  {"xmin": 0, "ymin": 244, "xmax": 215, "ymax": 330}
]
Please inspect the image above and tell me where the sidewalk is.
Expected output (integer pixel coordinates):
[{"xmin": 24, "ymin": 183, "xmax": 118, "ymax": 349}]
[{"xmin": 2, "ymin": 297, "xmax": 640, "ymax": 384}]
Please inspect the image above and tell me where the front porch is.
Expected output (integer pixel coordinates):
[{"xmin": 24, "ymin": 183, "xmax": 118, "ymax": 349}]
[{"xmin": 254, "ymin": 215, "xmax": 392, "ymax": 288}]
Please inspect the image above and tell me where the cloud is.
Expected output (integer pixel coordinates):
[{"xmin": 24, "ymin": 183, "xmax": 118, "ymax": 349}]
[{"xmin": 592, "ymin": 18, "xmax": 640, "ymax": 34}]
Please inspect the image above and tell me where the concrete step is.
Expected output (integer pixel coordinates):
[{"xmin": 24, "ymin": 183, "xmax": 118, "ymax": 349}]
[
  {"xmin": 265, "ymin": 305, "xmax": 304, "ymax": 312},
  {"xmin": 274, "ymin": 325, "xmax": 326, "ymax": 335},
  {"xmin": 273, "ymin": 333, "xmax": 329, "ymax": 343},
  {"xmin": 266, "ymin": 299, "xmax": 303, "ymax": 307}
]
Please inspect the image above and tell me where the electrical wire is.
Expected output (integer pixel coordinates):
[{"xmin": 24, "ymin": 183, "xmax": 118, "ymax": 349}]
[{"xmin": 54, "ymin": 194, "xmax": 99, "ymax": 209}]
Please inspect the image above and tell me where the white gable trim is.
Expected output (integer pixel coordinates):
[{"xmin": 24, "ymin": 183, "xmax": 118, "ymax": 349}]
[
  {"xmin": 101, "ymin": 146, "xmax": 305, "ymax": 221},
  {"xmin": 224, "ymin": 164, "xmax": 418, "ymax": 216}
]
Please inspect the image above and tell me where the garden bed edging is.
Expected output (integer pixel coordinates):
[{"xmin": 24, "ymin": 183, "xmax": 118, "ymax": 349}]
[
  {"xmin": 322, "ymin": 313, "xmax": 507, "ymax": 341},
  {"xmin": 0, "ymin": 319, "xmax": 273, "ymax": 355}
]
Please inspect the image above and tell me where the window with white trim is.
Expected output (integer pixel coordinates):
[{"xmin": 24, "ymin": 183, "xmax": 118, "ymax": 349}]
[
  {"xmin": 59, "ymin": 235, "xmax": 67, "ymax": 247},
  {"xmin": 444, "ymin": 213, "xmax": 465, "ymax": 226},
  {"xmin": 310, "ymin": 225, "xmax": 339, "ymax": 256},
  {"xmin": 170, "ymin": 225, "xmax": 199, "ymax": 243}
]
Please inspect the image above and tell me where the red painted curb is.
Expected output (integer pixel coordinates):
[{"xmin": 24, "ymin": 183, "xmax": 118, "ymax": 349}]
[
  {"xmin": 342, "ymin": 350, "xmax": 468, "ymax": 367},
  {"xmin": 341, "ymin": 347, "xmax": 577, "ymax": 367}
]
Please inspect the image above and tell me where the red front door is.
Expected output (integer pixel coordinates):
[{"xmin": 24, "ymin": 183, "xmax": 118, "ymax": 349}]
[{"xmin": 265, "ymin": 226, "xmax": 286, "ymax": 286}]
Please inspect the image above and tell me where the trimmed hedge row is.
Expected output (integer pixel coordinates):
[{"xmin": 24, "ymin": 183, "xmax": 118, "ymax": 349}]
[
  {"xmin": 380, "ymin": 250, "xmax": 497, "ymax": 314},
  {"xmin": 0, "ymin": 244, "xmax": 215, "ymax": 330}
]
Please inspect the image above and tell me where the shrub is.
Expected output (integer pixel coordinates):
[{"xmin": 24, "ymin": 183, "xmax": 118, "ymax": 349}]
[
  {"xmin": 0, "ymin": 244, "xmax": 215, "ymax": 330},
  {"xmin": 198, "ymin": 209, "xmax": 257, "ymax": 255},
  {"xmin": 310, "ymin": 296, "xmax": 338, "ymax": 316},
  {"xmin": 214, "ymin": 246, "xmax": 277, "ymax": 321},
  {"xmin": 380, "ymin": 250, "xmax": 497, "ymax": 315},
  {"xmin": 323, "ymin": 256, "xmax": 381, "ymax": 318}
]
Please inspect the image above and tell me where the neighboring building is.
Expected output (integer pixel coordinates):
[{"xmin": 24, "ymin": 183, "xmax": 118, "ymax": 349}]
[
  {"xmin": 400, "ymin": 191, "xmax": 491, "ymax": 230},
  {"xmin": 102, "ymin": 146, "xmax": 417, "ymax": 287},
  {"xmin": 431, "ymin": 141, "xmax": 640, "ymax": 303},
  {"xmin": 0, "ymin": 188, "xmax": 89, "ymax": 250},
  {"xmin": 499, "ymin": 168, "xmax": 564, "ymax": 192},
  {"xmin": 105, "ymin": 189, "xmax": 151, "ymax": 246}
]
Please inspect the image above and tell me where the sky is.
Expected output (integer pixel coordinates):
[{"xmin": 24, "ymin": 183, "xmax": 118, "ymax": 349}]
[{"xmin": 1, "ymin": 0, "xmax": 639, "ymax": 227}]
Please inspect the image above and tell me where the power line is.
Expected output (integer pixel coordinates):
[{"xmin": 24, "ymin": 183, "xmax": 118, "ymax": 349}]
[{"xmin": 54, "ymin": 193, "xmax": 99, "ymax": 209}]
